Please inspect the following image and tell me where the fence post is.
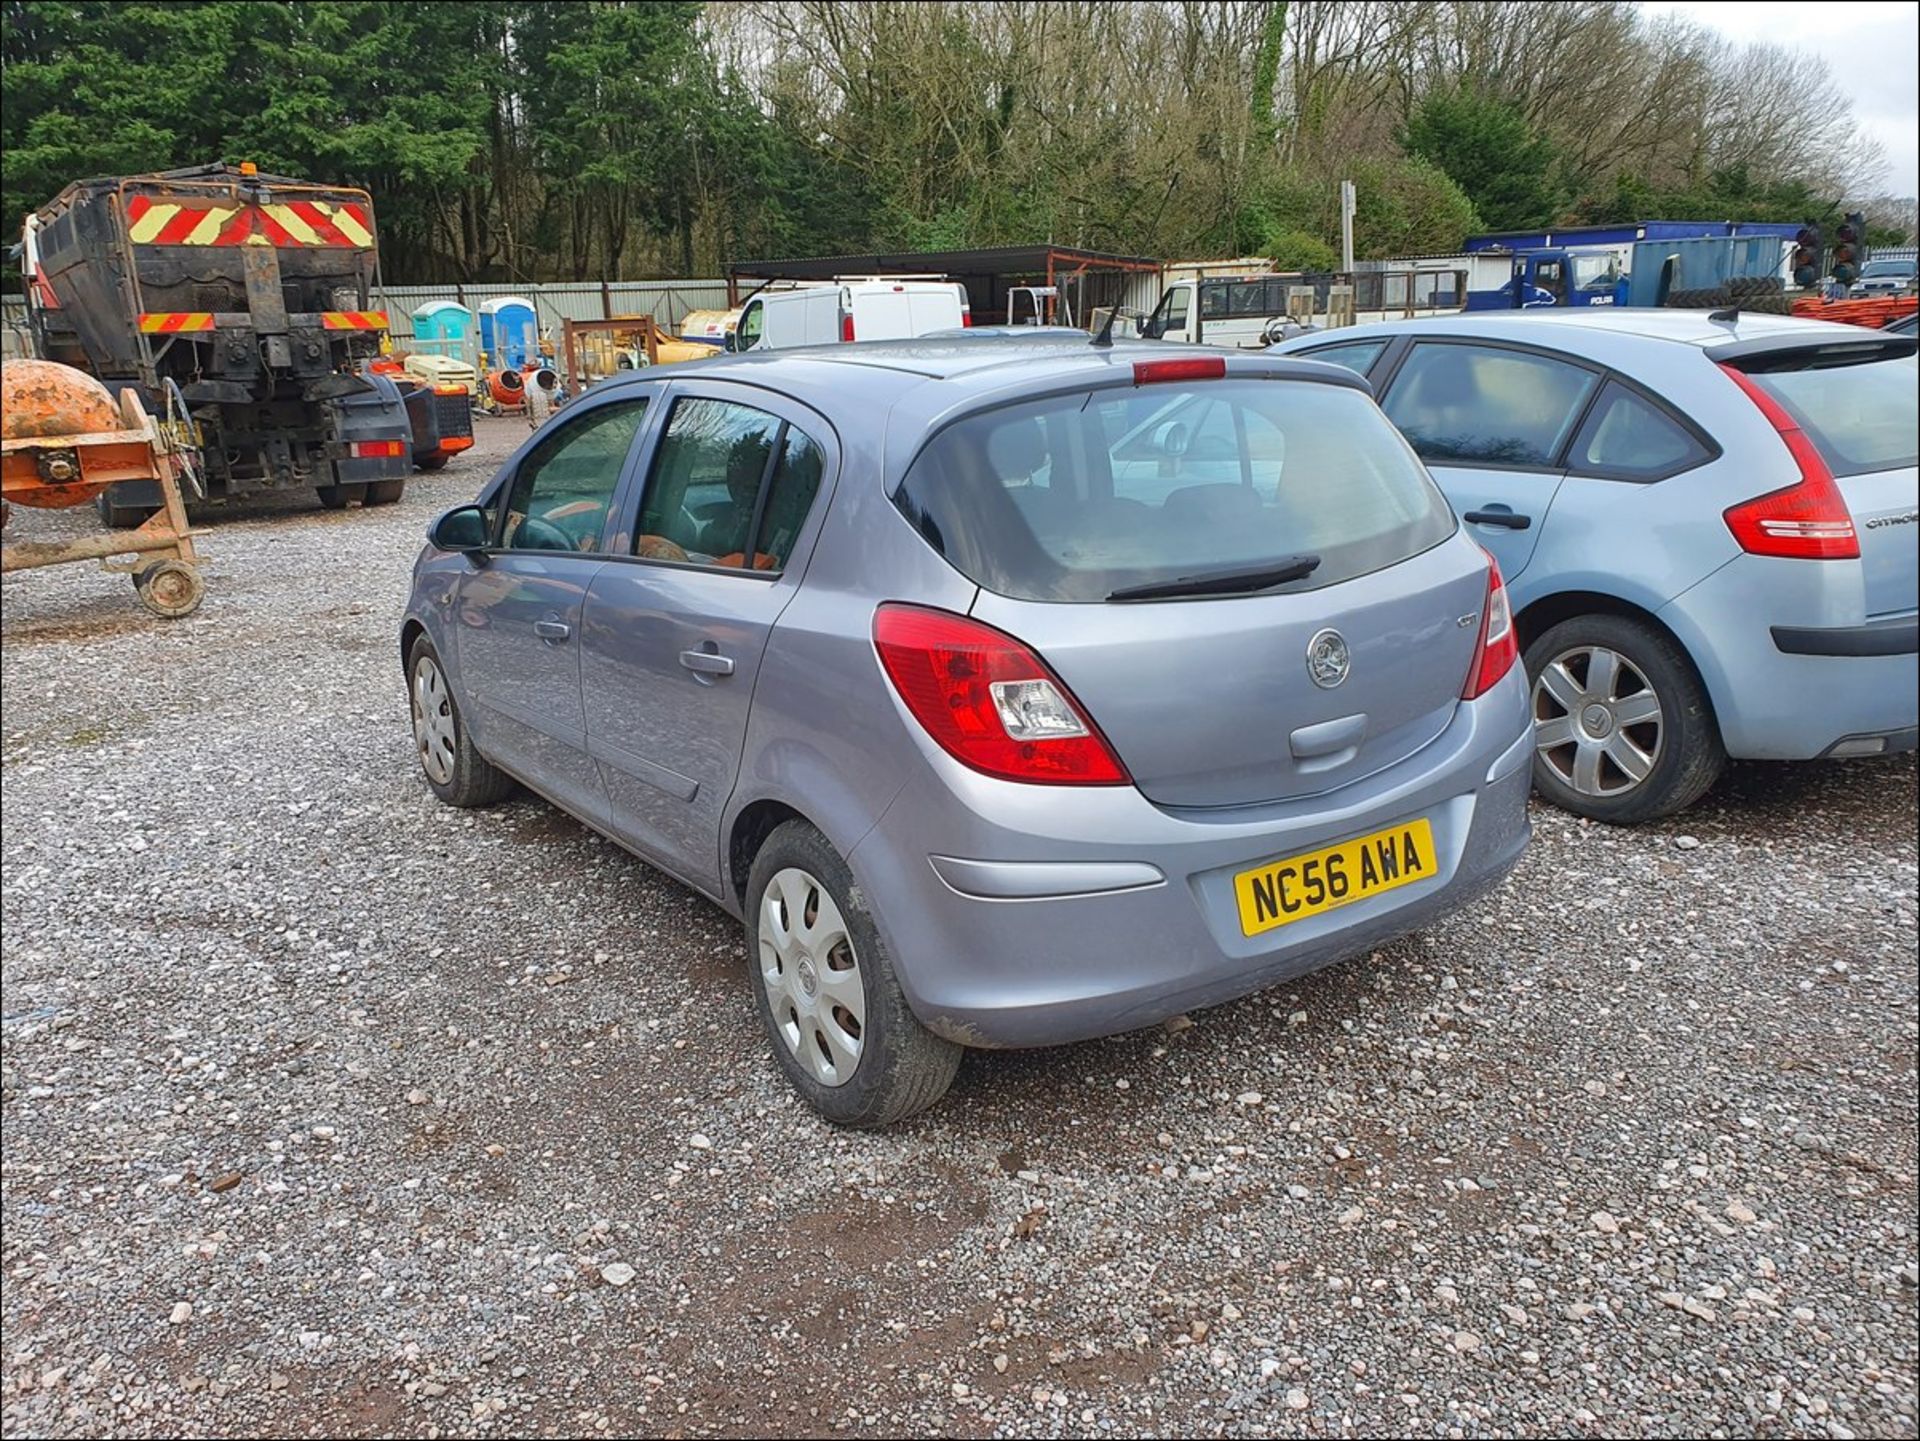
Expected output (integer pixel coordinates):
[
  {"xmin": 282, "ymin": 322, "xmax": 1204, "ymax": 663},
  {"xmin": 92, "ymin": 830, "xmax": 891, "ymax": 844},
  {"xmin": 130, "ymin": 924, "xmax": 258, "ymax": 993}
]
[{"xmin": 601, "ymin": 281, "xmax": 612, "ymax": 320}]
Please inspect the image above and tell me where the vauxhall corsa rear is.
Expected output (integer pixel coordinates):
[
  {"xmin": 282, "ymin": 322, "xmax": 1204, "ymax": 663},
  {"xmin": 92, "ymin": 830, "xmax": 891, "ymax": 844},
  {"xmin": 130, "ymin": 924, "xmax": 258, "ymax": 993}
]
[{"xmin": 402, "ymin": 339, "xmax": 1533, "ymax": 1126}]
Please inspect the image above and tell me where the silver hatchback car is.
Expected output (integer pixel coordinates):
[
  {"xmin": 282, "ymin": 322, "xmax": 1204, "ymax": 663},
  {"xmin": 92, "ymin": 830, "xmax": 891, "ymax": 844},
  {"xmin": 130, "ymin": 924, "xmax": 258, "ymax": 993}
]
[
  {"xmin": 402, "ymin": 339, "xmax": 1532, "ymax": 1125},
  {"xmin": 1274, "ymin": 313, "xmax": 1918, "ymax": 822}
]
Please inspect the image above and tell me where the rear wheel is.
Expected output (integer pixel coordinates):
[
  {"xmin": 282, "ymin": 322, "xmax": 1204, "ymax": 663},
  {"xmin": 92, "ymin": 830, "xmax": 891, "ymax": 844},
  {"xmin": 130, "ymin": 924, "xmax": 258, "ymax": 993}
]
[
  {"xmin": 316, "ymin": 484, "xmax": 369, "ymax": 510},
  {"xmin": 365, "ymin": 478, "xmax": 406, "ymax": 505},
  {"xmin": 1525, "ymin": 614, "xmax": 1723, "ymax": 824},
  {"xmin": 97, "ymin": 490, "xmax": 156, "ymax": 529},
  {"xmin": 746, "ymin": 821, "xmax": 960, "ymax": 1128},
  {"xmin": 417, "ymin": 454, "xmax": 450, "ymax": 472},
  {"xmin": 407, "ymin": 636, "xmax": 513, "ymax": 808}
]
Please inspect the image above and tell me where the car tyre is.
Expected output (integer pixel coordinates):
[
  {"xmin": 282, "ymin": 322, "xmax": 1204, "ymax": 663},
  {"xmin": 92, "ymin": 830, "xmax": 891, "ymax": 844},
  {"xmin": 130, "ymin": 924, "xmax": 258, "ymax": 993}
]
[
  {"xmin": 407, "ymin": 635, "xmax": 513, "ymax": 808},
  {"xmin": 745, "ymin": 820, "xmax": 960, "ymax": 1128},
  {"xmin": 1525, "ymin": 614, "xmax": 1724, "ymax": 824}
]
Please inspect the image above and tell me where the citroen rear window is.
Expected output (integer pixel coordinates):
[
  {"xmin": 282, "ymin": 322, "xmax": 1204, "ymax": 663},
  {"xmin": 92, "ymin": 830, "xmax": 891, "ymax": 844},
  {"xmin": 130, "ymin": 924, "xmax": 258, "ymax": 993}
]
[
  {"xmin": 1734, "ymin": 347, "xmax": 1918, "ymax": 477},
  {"xmin": 893, "ymin": 380, "xmax": 1455, "ymax": 602}
]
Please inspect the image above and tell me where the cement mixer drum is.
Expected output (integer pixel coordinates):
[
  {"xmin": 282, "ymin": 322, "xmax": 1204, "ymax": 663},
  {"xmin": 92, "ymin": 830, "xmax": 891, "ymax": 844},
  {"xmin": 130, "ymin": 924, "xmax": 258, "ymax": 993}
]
[{"xmin": 1, "ymin": 358, "xmax": 137, "ymax": 509}]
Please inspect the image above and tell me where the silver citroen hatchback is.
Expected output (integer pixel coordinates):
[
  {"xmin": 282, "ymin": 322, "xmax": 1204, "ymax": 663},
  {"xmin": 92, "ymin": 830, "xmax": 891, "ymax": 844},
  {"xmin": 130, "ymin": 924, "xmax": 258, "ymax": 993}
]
[{"xmin": 402, "ymin": 338, "xmax": 1532, "ymax": 1126}]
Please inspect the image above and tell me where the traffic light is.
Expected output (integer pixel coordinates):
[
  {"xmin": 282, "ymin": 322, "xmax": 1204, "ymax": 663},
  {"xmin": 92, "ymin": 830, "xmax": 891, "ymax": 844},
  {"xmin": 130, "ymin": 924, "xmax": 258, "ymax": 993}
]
[
  {"xmin": 1793, "ymin": 223, "xmax": 1822, "ymax": 288},
  {"xmin": 1830, "ymin": 212, "xmax": 1865, "ymax": 287}
]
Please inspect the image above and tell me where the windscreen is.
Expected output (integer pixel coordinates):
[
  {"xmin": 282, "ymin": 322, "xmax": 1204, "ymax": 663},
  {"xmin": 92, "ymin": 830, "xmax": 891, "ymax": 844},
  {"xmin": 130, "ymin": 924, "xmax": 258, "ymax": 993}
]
[
  {"xmin": 1740, "ymin": 349, "xmax": 1918, "ymax": 477},
  {"xmin": 894, "ymin": 380, "xmax": 1455, "ymax": 602}
]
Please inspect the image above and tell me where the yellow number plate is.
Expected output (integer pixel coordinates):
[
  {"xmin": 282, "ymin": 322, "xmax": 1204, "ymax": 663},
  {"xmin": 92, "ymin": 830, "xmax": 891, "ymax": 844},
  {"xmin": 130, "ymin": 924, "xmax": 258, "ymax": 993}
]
[{"xmin": 1234, "ymin": 818, "xmax": 1437, "ymax": 937}]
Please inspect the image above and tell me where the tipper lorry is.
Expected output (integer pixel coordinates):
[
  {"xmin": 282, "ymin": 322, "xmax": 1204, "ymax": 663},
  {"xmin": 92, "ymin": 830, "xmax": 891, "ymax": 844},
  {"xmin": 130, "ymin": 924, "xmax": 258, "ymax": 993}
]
[{"xmin": 21, "ymin": 162, "xmax": 472, "ymax": 525}]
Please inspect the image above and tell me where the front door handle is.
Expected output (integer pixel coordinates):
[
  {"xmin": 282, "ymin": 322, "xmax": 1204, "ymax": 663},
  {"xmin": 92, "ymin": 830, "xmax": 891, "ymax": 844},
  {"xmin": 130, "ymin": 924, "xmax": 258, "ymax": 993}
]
[
  {"xmin": 680, "ymin": 648, "xmax": 735, "ymax": 677},
  {"xmin": 1464, "ymin": 509, "xmax": 1532, "ymax": 530},
  {"xmin": 534, "ymin": 619, "xmax": 571, "ymax": 642}
]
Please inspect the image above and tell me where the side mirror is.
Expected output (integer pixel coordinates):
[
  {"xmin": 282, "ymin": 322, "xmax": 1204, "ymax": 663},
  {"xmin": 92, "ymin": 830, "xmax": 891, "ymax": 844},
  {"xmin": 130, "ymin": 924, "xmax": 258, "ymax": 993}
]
[{"xmin": 430, "ymin": 503, "xmax": 491, "ymax": 554}]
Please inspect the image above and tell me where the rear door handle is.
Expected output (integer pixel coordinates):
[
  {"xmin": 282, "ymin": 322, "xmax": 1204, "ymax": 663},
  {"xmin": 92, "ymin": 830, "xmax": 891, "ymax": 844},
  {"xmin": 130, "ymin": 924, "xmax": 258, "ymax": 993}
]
[
  {"xmin": 1464, "ymin": 510, "xmax": 1532, "ymax": 530},
  {"xmin": 680, "ymin": 648, "xmax": 735, "ymax": 677},
  {"xmin": 533, "ymin": 619, "xmax": 571, "ymax": 642}
]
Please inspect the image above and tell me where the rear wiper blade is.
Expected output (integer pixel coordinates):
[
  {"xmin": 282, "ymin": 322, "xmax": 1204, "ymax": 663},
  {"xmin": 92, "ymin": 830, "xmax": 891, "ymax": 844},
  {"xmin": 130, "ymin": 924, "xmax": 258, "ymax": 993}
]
[{"xmin": 1107, "ymin": 554, "xmax": 1321, "ymax": 602}]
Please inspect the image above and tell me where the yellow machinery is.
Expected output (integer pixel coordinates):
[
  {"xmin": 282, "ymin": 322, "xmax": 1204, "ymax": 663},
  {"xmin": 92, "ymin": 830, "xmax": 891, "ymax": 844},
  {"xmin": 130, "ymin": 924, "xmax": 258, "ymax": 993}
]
[{"xmin": 1, "ymin": 358, "xmax": 206, "ymax": 617}]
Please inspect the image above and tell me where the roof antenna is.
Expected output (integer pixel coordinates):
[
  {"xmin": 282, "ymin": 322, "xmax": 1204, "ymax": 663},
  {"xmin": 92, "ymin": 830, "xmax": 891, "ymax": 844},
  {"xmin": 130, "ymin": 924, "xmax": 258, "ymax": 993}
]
[
  {"xmin": 1708, "ymin": 305, "xmax": 1740, "ymax": 323},
  {"xmin": 1090, "ymin": 298, "xmax": 1119, "ymax": 348}
]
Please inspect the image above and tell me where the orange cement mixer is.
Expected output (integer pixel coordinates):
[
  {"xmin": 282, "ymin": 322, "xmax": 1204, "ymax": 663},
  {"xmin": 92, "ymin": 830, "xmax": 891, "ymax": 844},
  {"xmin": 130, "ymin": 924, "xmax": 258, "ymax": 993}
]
[{"xmin": 1, "ymin": 359, "xmax": 206, "ymax": 617}]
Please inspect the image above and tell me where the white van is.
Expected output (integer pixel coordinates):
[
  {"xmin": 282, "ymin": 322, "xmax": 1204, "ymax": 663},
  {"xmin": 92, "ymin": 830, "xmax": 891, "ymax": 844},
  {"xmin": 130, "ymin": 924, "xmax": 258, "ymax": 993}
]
[
  {"xmin": 733, "ymin": 279, "xmax": 967, "ymax": 351},
  {"xmin": 1137, "ymin": 273, "xmax": 1299, "ymax": 348}
]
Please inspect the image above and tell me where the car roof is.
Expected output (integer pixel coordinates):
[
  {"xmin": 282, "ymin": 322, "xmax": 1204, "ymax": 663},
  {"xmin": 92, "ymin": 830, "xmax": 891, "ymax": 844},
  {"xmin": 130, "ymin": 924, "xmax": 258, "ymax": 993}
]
[
  {"xmin": 590, "ymin": 336, "xmax": 1365, "ymax": 417},
  {"xmin": 1284, "ymin": 308, "xmax": 1894, "ymax": 353}
]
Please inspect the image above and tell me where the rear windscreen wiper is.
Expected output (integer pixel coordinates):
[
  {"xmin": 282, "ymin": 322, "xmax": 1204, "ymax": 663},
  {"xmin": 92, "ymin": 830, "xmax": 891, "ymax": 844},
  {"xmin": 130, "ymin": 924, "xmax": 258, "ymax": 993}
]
[{"xmin": 1107, "ymin": 554, "xmax": 1321, "ymax": 602}]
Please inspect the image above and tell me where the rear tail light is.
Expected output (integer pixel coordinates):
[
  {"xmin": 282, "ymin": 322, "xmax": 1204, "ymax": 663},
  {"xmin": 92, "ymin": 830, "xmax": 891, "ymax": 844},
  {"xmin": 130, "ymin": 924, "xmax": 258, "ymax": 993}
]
[
  {"xmin": 1134, "ymin": 357, "xmax": 1225, "ymax": 385},
  {"xmin": 840, "ymin": 313, "xmax": 855, "ymax": 343},
  {"xmin": 438, "ymin": 434, "xmax": 473, "ymax": 454},
  {"xmin": 960, "ymin": 310, "xmax": 973, "ymax": 327},
  {"xmin": 350, "ymin": 439, "xmax": 406, "ymax": 458},
  {"xmin": 872, "ymin": 604, "xmax": 1129, "ymax": 785},
  {"xmin": 1462, "ymin": 553, "xmax": 1518, "ymax": 700},
  {"xmin": 1716, "ymin": 363, "xmax": 1860, "ymax": 560}
]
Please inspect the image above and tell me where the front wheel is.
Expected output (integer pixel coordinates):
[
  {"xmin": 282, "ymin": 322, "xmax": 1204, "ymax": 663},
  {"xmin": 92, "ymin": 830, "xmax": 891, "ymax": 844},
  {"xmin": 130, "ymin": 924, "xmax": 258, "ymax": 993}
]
[
  {"xmin": 746, "ymin": 821, "xmax": 960, "ymax": 1128},
  {"xmin": 407, "ymin": 636, "xmax": 513, "ymax": 808},
  {"xmin": 1525, "ymin": 614, "xmax": 1724, "ymax": 824}
]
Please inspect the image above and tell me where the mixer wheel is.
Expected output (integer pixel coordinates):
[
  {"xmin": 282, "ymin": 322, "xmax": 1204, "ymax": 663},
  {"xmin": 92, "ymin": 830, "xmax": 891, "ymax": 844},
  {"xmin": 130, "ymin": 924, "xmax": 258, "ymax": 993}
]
[{"xmin": 133, "ymin": 559, "xmax": 205, "ymax": 619}]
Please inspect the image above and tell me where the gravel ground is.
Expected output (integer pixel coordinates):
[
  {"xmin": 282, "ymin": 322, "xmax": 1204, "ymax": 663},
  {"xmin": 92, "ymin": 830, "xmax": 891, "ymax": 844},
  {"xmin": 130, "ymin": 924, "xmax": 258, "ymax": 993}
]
[{"xmin": 3, "ymin": 413, "xmax": 1916, "ymax": 1439}]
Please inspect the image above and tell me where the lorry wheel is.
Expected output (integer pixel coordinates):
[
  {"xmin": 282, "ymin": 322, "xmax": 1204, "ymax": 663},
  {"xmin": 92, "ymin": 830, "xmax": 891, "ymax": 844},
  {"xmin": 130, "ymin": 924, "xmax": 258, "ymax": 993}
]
[
  {"xmin": 97, "ymin": 491, "xmax": 157, "ymax": 530},
  {"xmin": 365, "ymin": 479, "xmax": 406, "ymax": 505},
  {"xmin": 132, "ymin": 560, "xmax": 205, "ymax": 619},
  {"xmin": 416, "ymin": 455, "xmax": 450, "ymax": 472},
  {"xmin": 316, "ymin": 484, "xmax": 368, "ymax": 510}
]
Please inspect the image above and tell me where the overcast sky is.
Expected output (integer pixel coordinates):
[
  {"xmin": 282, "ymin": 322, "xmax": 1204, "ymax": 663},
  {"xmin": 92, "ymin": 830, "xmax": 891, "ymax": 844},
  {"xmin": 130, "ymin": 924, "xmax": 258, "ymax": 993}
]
[{"xmin": 1644, "ymin": 0, "xmax": 1919, "ymax": 197}]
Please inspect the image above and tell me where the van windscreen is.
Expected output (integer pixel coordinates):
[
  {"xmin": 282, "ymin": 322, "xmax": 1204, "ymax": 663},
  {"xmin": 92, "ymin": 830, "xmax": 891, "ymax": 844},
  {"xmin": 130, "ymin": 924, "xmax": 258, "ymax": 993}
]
[{"xmin": 893, "ymin": 380, "xmax": 1455, "ymax": 602}]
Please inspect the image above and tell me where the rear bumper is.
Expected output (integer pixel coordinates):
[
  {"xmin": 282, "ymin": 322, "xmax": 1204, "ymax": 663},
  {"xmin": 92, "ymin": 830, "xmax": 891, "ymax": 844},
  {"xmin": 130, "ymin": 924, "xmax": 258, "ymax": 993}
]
[
  {"xmin": 848, "ymin": 675, "xmax": 1531, "ymax": 1049},
  {"xmin": 1818, "ymin": 727, "xmax": 1918, "ymax": 759},
  {"xmin": 1662, "ymin": 556, "xmax": 1919, "ymax": 761},
  {"xmin": 1772, "ymin": 616, "xmax": 1918, "ymax": 657}
]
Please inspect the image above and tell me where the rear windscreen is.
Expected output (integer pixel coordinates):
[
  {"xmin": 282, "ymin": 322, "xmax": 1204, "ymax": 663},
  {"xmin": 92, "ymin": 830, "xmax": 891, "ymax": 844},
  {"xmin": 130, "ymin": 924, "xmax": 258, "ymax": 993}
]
[
  {"xmin": 893, "ymin": 379, "xmax": 1455, "ymax": 602},
  {"xmin": 1740, "ymin": 348, "xmax": 1918, "ymax": 477}
]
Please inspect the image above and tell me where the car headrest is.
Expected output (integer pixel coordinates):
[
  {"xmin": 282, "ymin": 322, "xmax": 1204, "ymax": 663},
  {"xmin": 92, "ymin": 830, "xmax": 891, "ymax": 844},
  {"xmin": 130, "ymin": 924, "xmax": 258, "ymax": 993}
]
[{"xmin": 985, "ymin": 416, "xmax": 1048, "ymax": 481}]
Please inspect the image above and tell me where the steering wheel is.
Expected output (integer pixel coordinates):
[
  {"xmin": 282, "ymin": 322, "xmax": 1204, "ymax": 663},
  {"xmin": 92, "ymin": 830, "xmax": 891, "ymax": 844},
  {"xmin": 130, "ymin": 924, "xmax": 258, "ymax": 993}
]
[{"xmin": 512, "ymin": 516, "xmax": 575, "ymax": 551}]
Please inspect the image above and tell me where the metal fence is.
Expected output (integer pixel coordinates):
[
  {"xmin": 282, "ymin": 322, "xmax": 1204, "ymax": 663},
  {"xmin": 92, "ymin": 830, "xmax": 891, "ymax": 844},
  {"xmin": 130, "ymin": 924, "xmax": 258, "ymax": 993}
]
[
  {"xmin": 377, "ymin": 280, "xmax": 730, "ymax": 342},
  {"xmin": 1, "ymin": 281, "xmax": 730, "ymax": 353}
]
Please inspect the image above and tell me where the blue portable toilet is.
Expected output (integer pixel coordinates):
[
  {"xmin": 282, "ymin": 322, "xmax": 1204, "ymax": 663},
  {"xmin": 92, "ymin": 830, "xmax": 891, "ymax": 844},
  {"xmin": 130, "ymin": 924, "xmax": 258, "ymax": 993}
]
[{"xmin": 478, "ymin": 297, "xmax": 537, "ymax": 369}]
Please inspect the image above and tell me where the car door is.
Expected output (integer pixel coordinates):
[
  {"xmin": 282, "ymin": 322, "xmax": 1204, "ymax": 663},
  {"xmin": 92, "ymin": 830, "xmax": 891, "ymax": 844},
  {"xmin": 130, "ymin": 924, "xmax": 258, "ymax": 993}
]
[
  {"xmin": 1375, "ymin": 339, "xmax": 1603, "ymax": 584},
  {"xmin": 579, "ymin": 384, "xmax": 835, "ymax": 891},
  {"xmin": 451, "ymin": 394, "xmax": 653, "ymax": 825}
]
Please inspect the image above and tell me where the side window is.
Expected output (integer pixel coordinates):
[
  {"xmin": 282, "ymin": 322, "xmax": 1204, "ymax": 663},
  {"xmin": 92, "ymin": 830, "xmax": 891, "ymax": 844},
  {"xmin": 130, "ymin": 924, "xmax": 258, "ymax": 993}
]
[
  {"xmin": 1200, "ymin": 282, "xmax": 1232, "ymax": 320},
  {"xmin": 754, "ymin": 429, "xmax": 825, "ymax": 569},
  {"xmin": 632, "ymin": 397, "xmax": 823, "ymax": 572},
  {"xmin": 1568, "ymin": 381, "xmax": 1711, "ymax": 480},
  {"xmin": 1382, "ymin": 343, "xmax": 1598, "ymax": 467},
  {"xmin": 1300, "ymin": 340, "xmax": 1387, "ymax": 376},
  {"xmin": 501, "ymin": 398, "xmax": 648, "ymax": 551}
]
